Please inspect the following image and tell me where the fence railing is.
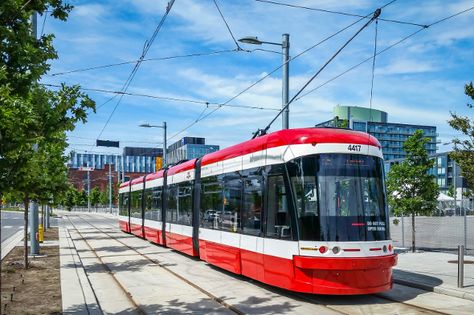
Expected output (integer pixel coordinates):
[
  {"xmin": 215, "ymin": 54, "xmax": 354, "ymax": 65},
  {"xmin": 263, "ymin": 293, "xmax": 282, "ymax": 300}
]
[
  {"xmin": 390, "ymin": 215, "xmax": 472, "ymax": 253},
  {"xmin": 58, "ymin": 206, "xmax": 119, "ymax": 216}
]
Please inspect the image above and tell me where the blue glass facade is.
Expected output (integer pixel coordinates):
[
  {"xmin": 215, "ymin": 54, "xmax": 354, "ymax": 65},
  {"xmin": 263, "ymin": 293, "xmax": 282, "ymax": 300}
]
[
  {"xmin": 68, "ymin": 152, "xmax": 156, "ymax": 173},
  {"xmin": 167, "ymin": 143, "xmax": 220, "ymax": 165},
  {"xmin": 384, "ymin": 152, "xmax": 467, "ymax": 194},
  {"xmin": 166, "ymin": 137, "xmax": 219, "ymax": 165},
  {"xmin": 352, "ymin": 121, "xmax": 437, "ymax": 161}
]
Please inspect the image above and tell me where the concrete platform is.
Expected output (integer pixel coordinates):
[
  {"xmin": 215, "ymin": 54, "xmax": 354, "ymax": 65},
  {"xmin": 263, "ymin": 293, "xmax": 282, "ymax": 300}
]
[
  {"xmin": 58, "ymin": 212, "xmax": 474, "ymax": 315},
  {"xmin": 394, "ymin": 250, "xmax": 474, "ymax": 301}
]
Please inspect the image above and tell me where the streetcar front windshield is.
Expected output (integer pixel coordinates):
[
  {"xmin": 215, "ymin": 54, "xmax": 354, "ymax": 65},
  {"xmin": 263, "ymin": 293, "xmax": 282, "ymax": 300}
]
[{"xmin": 288, "ymin": 153, "xmax": 389, "ymax": 241}]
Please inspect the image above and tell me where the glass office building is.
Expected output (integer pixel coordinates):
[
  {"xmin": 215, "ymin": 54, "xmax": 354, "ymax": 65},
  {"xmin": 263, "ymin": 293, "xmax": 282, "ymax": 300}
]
[
  {"xmin": 68, "ymin": 152, "xmax": 156, "ymax": 173},
  {"xmin": 352, "ymin": 121, "xmax": 437, "ymax": 161},
  {"xmin": 316, "ymin": 105, "xmax": 438, "ymax": 161},
  {"xmin": 384, "ymin": 151, "xmax": 468, "ymax": 196},
  {"xmin": 167, "ymin": 137, "xmax": 219, "ymax": 165}
]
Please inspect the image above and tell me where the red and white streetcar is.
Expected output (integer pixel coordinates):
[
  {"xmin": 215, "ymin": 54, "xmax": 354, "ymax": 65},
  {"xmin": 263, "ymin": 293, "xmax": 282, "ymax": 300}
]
[{"xmin": 118, "ymin": 127, "xmax": 397, "ymax": 295}]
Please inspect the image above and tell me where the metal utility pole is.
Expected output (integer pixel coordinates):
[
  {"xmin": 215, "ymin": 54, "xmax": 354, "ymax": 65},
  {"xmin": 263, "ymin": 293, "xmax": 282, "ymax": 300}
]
[
  {"xmin": 238, "ymin": 34, "xmax": 291, "ymax": 129},
  {"xmin": 139, "ymin": 122, "xmax": 167, "ymax": 167},
  {"xmin": 282, "ymin": 33, "xmax": 290, "ymax": 129},
  {"xmin": 27, "ymin": 13, "xmax": 40, "ymax": 258},
  {"xmin": 121, "ymin": 156, "xmax": 125, "ymax": 182},
  {"xmin": 454, "ymin": 161, "xmax": 457, "ymax": 213},
  {"xmin": 29, "ymin": 202, "xmax": 39, "ymax": 255},
  {"xmin": 108, "ymin": 164, "xmax": 112, "ymax": 213},
  {"xmin": 163, "ymin": 121, "xmax": 167, "ymax": 167},
  {"xmin": 45, "ymin": 204, "xmax": 50, "ymax": 229},
  {"xmin": 87, "ymin": 168, "xmax": 91, "ymax": 212}
]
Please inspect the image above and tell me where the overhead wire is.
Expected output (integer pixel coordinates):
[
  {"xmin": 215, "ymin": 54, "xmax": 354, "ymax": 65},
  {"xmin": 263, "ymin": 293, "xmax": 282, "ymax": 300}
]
[
  {"xmin": 67, "ymin": 135, "xmax": 163, "ymax": 145},
  {"xmin": 93, "ymin": 0, "xmax": 176, "ymax": 148},
  {"xmin": 213, "ymin": 0, "xmax": 242, "ymax": 50},
  {"xmin": 295, "ymin": 4, "xmax": 474, "ymax": 101},
  {"xmin": 369, "ymin": 19, "xmax": 379, "ymax": 122},
  {"xmin": 255, "ymin": 0, "xmax": 428, "ymax": 28},
  {"xmin": 167, "ymin": 8, "xmax": 377, "ymax": 141},
  {"xmin": 40, "ymin": 11, "xmax": 47, "ymax": 36},
  {"xmin": 166, "ymin": 0, "xmax": 400, "ymax": 141},
  {"xmin": 48, "ymin": 49, "xmax": 240, "ymax": 77},
  {"xmin": 42, "ymin": 83, "xmax": 281, "ymax": 111},
  {"xmin": 254, "ymin": 9, "xmax": 382, "ymax": 137}
]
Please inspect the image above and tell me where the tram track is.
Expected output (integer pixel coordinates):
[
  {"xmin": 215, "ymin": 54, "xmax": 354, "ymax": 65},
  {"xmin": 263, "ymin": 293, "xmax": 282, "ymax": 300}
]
[
  {"xmin": 66, "ymin": 214, "xmax": 246, "ymax": 315},
  {"xmin": 67, "ymin": 213, "xmax": 451, "ymax": 315},
  {"xmin": 65, "ymin": 215, "xmax": 146, "ymax": 315}
]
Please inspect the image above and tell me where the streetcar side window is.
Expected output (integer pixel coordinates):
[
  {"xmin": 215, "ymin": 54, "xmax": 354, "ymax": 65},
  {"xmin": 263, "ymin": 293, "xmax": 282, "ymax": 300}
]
[
  {"xmin": 266, "ymin": 174, "xmax": 292, "ymax": 239},
  {"xmin": 177, "ymin": 182, "xmax": 193, "ymax": 226},
  {"xmin": 200, "ymin": 176, "xmax": 223, "ymax": 229},
  {"xmin": 221, "ymin": 173, "xmax": 242, "ymax": 232},
  {"xmin": 166, "ymin": 184, "xmax": 178, "ymax": 223},
  {"xmin": 130, "ymin": 190, "xmax": 142, "ymax": 219},
  {"xmin": 241, "ymin": 169, "xmax": 263, "ymax": 236},
  {"xmin": 119, "ymin": 193, "xmax": 129, "ymax": 216},
  {"xmin": 144, "ymin": 187, "xmax": 162, "ymax": 221}
]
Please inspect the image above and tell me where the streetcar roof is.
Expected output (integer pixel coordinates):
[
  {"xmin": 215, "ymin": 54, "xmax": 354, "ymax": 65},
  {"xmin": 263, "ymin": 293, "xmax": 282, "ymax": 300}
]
[{"xmin": 121, "ymin": 127, "xmax": 380, "ymax": 188}]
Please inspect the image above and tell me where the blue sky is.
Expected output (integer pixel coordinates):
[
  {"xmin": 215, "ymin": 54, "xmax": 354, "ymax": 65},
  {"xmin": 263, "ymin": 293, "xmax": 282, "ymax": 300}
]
[{"xmin": 41, "ymin": 0, "xmax": 474, "ymax": 155}]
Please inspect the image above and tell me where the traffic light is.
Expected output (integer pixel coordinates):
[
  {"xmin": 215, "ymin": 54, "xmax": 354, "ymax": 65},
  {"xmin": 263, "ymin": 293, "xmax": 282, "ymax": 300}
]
[{"xmin": 155, "ymin": 157, "xmax": 163, "ymax": 170}]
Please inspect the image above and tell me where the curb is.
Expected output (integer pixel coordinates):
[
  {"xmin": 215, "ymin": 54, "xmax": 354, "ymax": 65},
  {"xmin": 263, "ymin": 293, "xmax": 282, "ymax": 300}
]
[
  {"xmin": 1, "ymin": 229, "xmax": 24, "ymax": 260},
  {"xmin": 59, "ymin": 225, "xmax": 102, "ymax": 314},
  {"xmin": 394, "ymin": 278, "xmax": 474, "ymax": 302}
]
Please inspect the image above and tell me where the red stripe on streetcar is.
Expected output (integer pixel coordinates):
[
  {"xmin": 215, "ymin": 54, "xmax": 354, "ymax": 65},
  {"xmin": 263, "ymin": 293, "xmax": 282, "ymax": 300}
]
[
  {"xmin": 370, "ymin": 248, "xmax": 382, "ymax": 251},
  {"xmin": 343, "ymin": 248, "xmax": 361, "ymax": 252},
  {"xmin": 351, "ymin": 223, "xmax": 365, "ymax": 226}
]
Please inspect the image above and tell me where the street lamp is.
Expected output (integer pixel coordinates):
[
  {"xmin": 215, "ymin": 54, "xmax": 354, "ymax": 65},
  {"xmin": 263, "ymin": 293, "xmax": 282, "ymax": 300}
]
[
  {"xmin": 139, "ymin": 122, "xmax": 167, "ymax": 167},
  {"xmin": 238, "ymin": 34, "xmax": 290, "ymax": 129}
]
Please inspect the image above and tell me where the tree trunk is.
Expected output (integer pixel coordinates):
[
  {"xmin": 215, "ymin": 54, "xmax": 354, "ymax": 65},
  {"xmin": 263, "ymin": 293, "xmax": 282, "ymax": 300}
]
[
  {"xmin": 411, "ymin": 212, "xmax": 416, "ymax": 253},
  {"xmin": 23, "ymin": 198, "xmax": 29, "ymax": 269}
]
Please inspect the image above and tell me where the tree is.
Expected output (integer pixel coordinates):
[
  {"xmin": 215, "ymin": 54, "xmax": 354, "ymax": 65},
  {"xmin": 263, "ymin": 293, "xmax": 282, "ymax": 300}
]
[
  {"xmin": 99, "ymin": 189, "xmax": 108, "ymax": 206},
  {"xmin": 448, "ymin": 82, "xmax": 474, "ymax": 193},
  {"xmin": 89, "ymin": 187, "xmax": 101, "ymax": 207},
  {"xmin": 447, "ymin": 185, "xmax": 455, "ymax": 198},
  {"xmin": 62, "ymin": 185, "xmax": 78, "ymax": 211},
  {"xmin": 0, "ymin": 1, "xmax": 95, "ymax": 268},
  {"xmin": 386, "ymin": 130, "xmax": 439, "ymax": 252}
]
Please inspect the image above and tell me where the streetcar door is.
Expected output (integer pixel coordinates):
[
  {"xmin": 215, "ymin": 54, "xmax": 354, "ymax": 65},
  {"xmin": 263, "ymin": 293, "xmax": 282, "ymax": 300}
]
[
  {"xmin": 192, "ymin": 158, "xmax": 202, "ymax": 256},
  {"xmin": 141, "ymin": 175, "xmax": 147, "ymax": 238},
  {"xmin": 263, "ymin": 170, "xmax": 296, "ymax": 287},
  {"xmin": 162, "ymin": 169, "xmax": 168, "ymax": 246},
  {"xmin": 128, "ymin": 184, "xmax": 131, "ymax": 233}
]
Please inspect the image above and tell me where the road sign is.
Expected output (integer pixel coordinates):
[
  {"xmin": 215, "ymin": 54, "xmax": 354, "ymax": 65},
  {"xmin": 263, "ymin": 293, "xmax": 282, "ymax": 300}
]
[
  {"xmin": 78, "ymin": 166, "xmax": 94, "ymax": 171},
  {"xmin": 97, "ymin": 139, "xmax": 120, "ymax": 148}
]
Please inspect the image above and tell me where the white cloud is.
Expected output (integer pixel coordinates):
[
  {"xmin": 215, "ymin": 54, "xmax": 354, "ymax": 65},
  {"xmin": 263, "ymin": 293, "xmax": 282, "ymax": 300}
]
[{"xmin": 377, "ymin": 59, "xmax": 438, "ymax": 75}]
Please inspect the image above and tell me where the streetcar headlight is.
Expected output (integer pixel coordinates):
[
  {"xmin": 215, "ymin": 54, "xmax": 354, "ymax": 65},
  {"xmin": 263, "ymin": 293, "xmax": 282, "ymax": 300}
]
[
  {"xmin": 383, "ymin": 245, "xmax": 388, "ymax": 253},
  {"xmin": 332, "ymin": 246, "xmax": 341, "ymax": 254}
]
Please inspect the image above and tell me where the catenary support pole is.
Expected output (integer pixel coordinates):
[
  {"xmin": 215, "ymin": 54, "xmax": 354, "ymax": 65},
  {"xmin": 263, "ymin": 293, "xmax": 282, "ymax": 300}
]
[
  {"xmin": 87, "ymin": 169, "xmax": 91, "ymax": 212},
  {"xmin": 29, "ymin": 202, "xmax": 39, "ymax": 255},
  {"xmin": 401, "ymin": 213, "xmax": 405, "ymax": 248},
  {"xmin": 121, "ymin": 156, "xmax": 125, "ymax": 182},
  {"xmin": 163, "ymin": 121, "xmax": 167, "ymax": 167},
  {"xmin": 109, "ymin": 164, "xmax": 112, "ymax": 213},
  {"xmin": 29, "ymin": 13, "xmax": 40, "ymax": 257},
  {"xmin": 282, "ymin": 34, "xmax": 290, "ymax": 129},
  {"xmin": 45, "ymin": 204, "xmax": 50, "ymax": 229}
]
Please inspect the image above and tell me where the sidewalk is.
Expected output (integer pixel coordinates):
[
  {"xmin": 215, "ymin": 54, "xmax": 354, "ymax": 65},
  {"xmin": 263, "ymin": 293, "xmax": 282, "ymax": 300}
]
[{"xmin": 393, "ymin": 250, "xmax": 474, "ymax": 301}]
